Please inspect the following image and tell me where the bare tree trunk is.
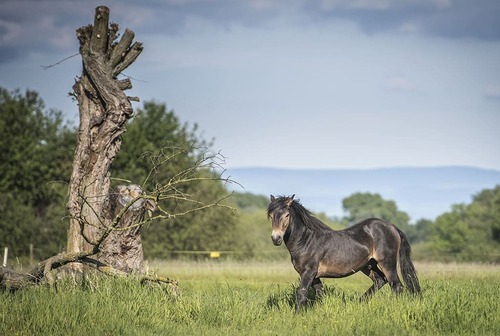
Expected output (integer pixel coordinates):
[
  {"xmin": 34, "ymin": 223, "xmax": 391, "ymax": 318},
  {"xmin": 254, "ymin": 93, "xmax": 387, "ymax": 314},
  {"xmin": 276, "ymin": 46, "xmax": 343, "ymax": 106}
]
[{"xmin": 66, "ymin": 6, "xmax": 144, "ymax": 273}]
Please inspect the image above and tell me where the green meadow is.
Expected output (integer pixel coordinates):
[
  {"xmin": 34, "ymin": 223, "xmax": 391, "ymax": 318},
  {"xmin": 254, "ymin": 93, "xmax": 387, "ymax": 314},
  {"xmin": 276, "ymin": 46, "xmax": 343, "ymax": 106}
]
[{"xmin": 1, "ymin": 261, "xmax": 499, "ymax": 335}]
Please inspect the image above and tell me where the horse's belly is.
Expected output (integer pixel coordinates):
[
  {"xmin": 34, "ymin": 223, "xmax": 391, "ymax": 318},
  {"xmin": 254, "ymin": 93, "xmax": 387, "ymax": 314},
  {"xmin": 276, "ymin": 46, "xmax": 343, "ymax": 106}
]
[{"xmin": 317, "ymin": 258, "xmax": 369, "ymax": 278}]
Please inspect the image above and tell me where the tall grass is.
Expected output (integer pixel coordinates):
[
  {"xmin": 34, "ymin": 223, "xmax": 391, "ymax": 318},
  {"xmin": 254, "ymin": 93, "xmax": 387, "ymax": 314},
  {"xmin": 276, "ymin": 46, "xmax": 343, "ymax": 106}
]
[{"xmin": 1, "ymin": 261, "xmax": 499, "ymax": 335}]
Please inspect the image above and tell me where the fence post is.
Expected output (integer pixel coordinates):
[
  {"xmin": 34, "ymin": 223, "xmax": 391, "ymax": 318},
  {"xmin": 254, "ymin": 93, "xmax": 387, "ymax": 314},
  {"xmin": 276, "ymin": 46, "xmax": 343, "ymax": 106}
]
[
  {"xmin": 29, "ymin": 243, "xmax": 34, "ymax": 266},
  {"xmin": 2, "ymin": 247, "xmax": 7, "ymax": 267}
]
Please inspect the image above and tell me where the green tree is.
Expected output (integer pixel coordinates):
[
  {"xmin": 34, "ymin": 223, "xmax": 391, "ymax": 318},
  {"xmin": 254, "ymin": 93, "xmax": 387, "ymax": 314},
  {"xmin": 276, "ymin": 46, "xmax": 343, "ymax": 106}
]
[
  {"xmin": 231, "ymin": 192, "xmax": 269, "ymax": 212},
  {"xmin": 429, "ymin": 186, "xmax": 500, "ymax": 262},
  {"xmin": 411, "ymin": 218, "xmax": 434, "ymax": 243},
  {"xmin": 470, "ymin": 186, "xmax": 500, "ymax": 244},
  {"xmin": 112, "ymin": 101, "xmax": 237, "ymax": 258},
  {"xmin": 0, "ymin": 87, "xmax": 75, "ymax": 260}
]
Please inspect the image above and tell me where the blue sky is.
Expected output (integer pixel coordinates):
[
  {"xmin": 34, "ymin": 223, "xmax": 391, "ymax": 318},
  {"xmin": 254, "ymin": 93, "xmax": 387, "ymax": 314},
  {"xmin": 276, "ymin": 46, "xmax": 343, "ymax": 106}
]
[{"xmin": 1, "ymin": 0, "xmax": 499, "ymax": 170}]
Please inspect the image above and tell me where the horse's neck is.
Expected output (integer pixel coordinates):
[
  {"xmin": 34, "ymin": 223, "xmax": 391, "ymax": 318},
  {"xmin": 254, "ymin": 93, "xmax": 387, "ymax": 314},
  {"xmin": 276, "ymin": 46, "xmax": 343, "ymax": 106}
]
[{"xmin": 284, "ymin": 218, "xmax": 311, "ymax": 251}]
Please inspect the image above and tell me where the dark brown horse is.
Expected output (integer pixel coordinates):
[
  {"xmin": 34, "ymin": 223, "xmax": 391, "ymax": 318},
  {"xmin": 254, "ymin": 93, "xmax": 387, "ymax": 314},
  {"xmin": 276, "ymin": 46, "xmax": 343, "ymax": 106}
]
[{"xmin": 268, "ymin": 194, "xmax": 421, "ymax": 313}]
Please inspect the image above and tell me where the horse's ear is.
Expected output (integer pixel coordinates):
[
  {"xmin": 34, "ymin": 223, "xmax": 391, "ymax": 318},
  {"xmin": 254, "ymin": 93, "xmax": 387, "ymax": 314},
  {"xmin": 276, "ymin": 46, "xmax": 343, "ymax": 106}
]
[
  {"xmin": 286, "ymin": 194, "xmax": 295, "ymax": 207},
  {"xmin": 270, "ymin": 195, "xmax": 275, "ymax": 202}
]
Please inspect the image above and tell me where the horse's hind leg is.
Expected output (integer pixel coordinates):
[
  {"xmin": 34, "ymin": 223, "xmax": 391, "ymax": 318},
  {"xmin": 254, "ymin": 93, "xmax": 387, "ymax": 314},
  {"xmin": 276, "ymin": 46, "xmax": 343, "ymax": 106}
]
[
  {"xmin": 312, "ymin": 278, "xmax": 324, "ymax": 298},
  {"xmin": 360, "ymin": 261, "xmax": 387, "ymax": 301},
  {"xmin": 377, "ymin": 256, "xmax": 403, "ymax": 295}
]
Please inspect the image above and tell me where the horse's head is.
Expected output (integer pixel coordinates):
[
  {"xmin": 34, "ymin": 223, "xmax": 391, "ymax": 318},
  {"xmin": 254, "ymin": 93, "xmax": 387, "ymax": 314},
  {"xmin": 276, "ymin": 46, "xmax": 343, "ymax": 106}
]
[{"xmin": 268, "ymin": 194, "xmax": 295, "ymax": 246}]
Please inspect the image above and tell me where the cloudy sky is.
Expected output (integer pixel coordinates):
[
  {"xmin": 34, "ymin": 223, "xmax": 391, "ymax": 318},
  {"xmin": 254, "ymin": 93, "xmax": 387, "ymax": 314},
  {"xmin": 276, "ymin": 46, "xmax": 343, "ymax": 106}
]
[{"xmin": 1, "ymin": 0, "xmax": 499, "ymax": 170}]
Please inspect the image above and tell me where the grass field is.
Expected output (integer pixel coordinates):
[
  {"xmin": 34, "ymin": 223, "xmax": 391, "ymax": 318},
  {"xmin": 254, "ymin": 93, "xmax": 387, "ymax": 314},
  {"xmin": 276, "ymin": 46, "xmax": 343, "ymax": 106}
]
[{"xmin": 1, "ymin": 261, "xmax": 499, "ymax": 335}]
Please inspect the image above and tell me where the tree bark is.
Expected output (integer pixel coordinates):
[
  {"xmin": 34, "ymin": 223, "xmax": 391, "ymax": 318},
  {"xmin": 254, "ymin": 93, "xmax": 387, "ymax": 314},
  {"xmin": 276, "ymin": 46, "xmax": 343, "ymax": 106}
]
[
  {"xmin": 97, "ymin": 185, "xmax": 155, "ymax": 273},
  {"xmin": 66, "ymin": 6, "xmax": 145, "ymax": 273}
]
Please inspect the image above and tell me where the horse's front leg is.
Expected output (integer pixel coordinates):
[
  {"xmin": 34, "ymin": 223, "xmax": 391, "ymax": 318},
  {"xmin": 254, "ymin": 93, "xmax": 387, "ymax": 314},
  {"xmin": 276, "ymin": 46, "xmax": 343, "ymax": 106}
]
[{"xmin": 296, "ymin": 269, "xmax": 317, "ymax": 314}]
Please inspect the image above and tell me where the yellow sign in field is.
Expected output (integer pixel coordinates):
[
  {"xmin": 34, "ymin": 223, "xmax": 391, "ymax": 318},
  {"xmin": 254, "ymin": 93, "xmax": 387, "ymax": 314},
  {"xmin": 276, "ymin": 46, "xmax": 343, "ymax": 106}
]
[{"xmin": 209, "ymin": 251, "xmax": 220, "ymax": 259}]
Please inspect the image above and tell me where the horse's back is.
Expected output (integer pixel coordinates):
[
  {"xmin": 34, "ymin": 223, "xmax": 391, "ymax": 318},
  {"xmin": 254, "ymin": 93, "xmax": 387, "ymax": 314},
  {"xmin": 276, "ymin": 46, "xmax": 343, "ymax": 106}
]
[
  {"xmin": 347, "ymin": 217, "xmax": 399, "ymax": 237},
  {"xmin": 343, "ymin": 218, "xmax": 402, "ymax": 254}
]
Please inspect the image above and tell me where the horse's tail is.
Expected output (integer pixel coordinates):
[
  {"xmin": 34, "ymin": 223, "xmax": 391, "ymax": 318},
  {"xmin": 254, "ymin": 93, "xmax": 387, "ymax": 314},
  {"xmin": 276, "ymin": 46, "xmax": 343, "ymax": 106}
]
[{"xmin": 397, "ymin": 228, "xmax": 421, "ymax": 294}]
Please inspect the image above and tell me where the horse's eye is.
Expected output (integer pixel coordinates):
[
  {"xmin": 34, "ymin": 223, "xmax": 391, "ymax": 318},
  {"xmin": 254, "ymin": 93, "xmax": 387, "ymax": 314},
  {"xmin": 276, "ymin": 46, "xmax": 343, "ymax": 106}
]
[{"xmin": 285, "ymin": 213, "xmax": 290, "ymax": 218}]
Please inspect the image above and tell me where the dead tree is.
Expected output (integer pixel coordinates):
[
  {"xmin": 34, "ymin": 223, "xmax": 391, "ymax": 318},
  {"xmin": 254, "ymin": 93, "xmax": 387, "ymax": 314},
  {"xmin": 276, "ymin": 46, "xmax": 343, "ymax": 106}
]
[{"xmin": 65, "ymin": 5, "xmax": 145, "ymax": 273}]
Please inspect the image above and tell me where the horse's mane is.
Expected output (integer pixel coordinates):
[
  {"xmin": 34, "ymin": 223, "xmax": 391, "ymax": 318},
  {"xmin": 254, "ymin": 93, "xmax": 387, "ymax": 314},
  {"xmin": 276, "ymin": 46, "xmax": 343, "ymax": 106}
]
[
  {"xmin": 268, "ymin": 196, "xmax": 333, "ymax": 232},
  {"xmin": 290, "ymin": 200, "xmax": 333, "ymax": 232}
]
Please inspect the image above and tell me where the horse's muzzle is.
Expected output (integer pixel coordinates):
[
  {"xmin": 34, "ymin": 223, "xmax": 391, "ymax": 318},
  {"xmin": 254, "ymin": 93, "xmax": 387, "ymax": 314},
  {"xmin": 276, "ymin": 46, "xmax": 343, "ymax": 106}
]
[{"xmin": 271, "ymin": 234, "xmax": 283, "ymax": 246}]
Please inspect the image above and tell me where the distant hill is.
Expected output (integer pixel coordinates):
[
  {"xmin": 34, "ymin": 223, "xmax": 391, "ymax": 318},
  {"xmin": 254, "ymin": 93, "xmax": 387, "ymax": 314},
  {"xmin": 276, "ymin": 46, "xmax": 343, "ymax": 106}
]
[{"xmin": 226, "ymin": 166, "xmax": 500, "ymax": 221}]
